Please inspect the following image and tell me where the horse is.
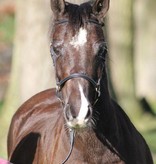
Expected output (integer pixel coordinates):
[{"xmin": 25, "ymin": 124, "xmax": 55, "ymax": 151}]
[{"xmin": 7, "ymin": 0, "xmax": 153, "ymax": 163}]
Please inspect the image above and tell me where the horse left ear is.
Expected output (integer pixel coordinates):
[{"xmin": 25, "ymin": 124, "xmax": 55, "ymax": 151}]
[
  {"xmin": 92, "ymin": 0, "xmax": 110, "ymax": 21},
  {"xmin": 51, "ymin": 0, "xmax": 65, "ymax": 17}
]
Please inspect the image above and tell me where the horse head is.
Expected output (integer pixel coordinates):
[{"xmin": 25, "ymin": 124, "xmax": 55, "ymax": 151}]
[{"xmin": 50, "ymin": 0, "xmax": 109, "ymax": 130}]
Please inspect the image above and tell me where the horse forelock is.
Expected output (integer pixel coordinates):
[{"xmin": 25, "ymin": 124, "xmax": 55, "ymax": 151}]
[{"xmin": 65, "ymin": 2, "xmax": 93, "ymax": 28}]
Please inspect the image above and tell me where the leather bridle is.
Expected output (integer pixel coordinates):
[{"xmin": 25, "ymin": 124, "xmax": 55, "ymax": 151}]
[
  {"xmin": 56, "ymin": 73, "xmax": 101, "ymax": 105},
  {"xmin": 51, "ymin": 19, "xmax": 104, "ymax": 104}
]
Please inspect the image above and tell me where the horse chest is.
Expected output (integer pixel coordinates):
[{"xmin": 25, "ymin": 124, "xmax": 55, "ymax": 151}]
[{"xmin": 69, "ymin": 131, "xmax": 125, "ymax": 164}]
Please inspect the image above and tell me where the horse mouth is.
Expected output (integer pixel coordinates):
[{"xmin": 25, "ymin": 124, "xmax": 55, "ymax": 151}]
[
  {"xmin": 64, "ymin": 103, "xmax": 92, "ymax": 130},
  {"xmin": 66, "ymin": 118, "xmax": 90, "ymax": 130}
]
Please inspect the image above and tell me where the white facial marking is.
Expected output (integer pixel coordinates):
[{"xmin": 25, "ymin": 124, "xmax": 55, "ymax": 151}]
[
  {"xmin": 70, "ymin": 27, "xmax": 87, "ymax": 49},
  {"xmin": 77, "ymin": 84, "xmax": 89, "ymax": 120}
]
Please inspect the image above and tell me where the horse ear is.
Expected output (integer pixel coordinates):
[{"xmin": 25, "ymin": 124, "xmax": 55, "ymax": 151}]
[
  {"xmin": 51, "ymin": 0, "xmax": 65, "ymax": 17},
  {"xmin": 92, "ymin": 0, "xmax": 110, "ymax": 21}
]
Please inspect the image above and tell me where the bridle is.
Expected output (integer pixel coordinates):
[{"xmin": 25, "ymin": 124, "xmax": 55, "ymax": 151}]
[
  {"xmin": 51, "ymin": 18, "xmax": 104, "ymax": 104},
  {"xmin": 56, "ymin": 73, "xmax": 101, "ymax": 105},
  {"xmin": 50, "ymin": 19, "xmax": 105, "ymax": 164}
]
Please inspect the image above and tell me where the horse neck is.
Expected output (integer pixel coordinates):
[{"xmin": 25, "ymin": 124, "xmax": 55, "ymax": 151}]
[
  {"xmin": 96, "ymin": 73, "xmax": 112, "ymax": 115},
  {"xmin": 94, "ymin": 73, "xmax": 119, "ymax": 143}
]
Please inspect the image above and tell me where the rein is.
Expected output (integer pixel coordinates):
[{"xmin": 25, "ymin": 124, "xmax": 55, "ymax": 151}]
[{"xmin": 61, "ymin": 129, "xmax": 75, "ymax": 164}]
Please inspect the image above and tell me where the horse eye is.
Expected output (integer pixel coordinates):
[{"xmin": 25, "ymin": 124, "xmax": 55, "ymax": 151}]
[
  {"xmin": 97, "ymin": 44, "xmax": 107, "ymax": 61},
  {"xmin": 50, "ymin": 46, "xmax": 62, "ymax": 66},
  {"xmin": 51, "ymin": 47, "xmax": 60, "ymax": 56}
]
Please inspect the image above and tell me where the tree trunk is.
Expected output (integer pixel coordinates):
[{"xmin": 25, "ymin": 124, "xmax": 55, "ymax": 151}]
[
  {"xmin": 107, "ymin": 0, "xmax": 142, "ymax": 118},
  {"xmin": 134, "ymin": 0, "xmax": 156, "ymax": 110},
  {"xmin": 0, "ymin": 0, "xmax": 53, "ymax": 158}
]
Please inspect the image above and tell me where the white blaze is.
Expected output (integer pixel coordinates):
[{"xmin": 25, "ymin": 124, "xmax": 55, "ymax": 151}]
[
  {"xmin": 77, "ymin": 84, "xmax": 89, "ymax": 120},
  {"xmin": 70, "ymin": 27, "xmax": 87, "ymax": 49}
]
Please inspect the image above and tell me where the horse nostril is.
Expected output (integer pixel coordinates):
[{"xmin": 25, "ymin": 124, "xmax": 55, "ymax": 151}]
[
  {"xmin": 64, "ymin": 104, "xmax": 73, "ymax": 121},
  {"xmin": 72, "ymin": 115, "xmax": 77, "ymax": 119},
  {"xmin": 85, "ymin": 106, "xmax": 92, "ymax": 120}
]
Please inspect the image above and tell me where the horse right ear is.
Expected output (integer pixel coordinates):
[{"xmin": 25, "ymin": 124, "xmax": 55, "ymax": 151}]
[
  {"xmin": 51, "ymin": 0, "xmax": 65, "ymax": 17},
  {"xmin": 92, "ymin": 0, "xmax": 110, "ymax": 21}
]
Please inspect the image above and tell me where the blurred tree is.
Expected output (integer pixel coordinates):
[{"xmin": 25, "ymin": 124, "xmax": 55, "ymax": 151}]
[
  {"xmin": 0, "ymin": 0, "xmax": 54, "ymax": 158},
  {"xmin": 134, "ymin": 0, "xmax": 156, "ymax": 110},
  {"xmin": 107, "ymin": 0, "xmax": 156, "ymax": 121},
  {"xmin": 107, "ymin": 0, "xmax": 141, "ymax": 118}
]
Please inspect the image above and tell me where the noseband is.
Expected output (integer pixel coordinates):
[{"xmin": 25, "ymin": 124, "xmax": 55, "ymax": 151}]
[{"xmin": 56, "ymin": 73, "xmax": 101, "ymax": 103}]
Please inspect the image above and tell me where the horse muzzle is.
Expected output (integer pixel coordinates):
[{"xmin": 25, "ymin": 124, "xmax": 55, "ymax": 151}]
[{"xmin": 64, "ymin": 103, "xmax": 92, "ymax": 129}]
